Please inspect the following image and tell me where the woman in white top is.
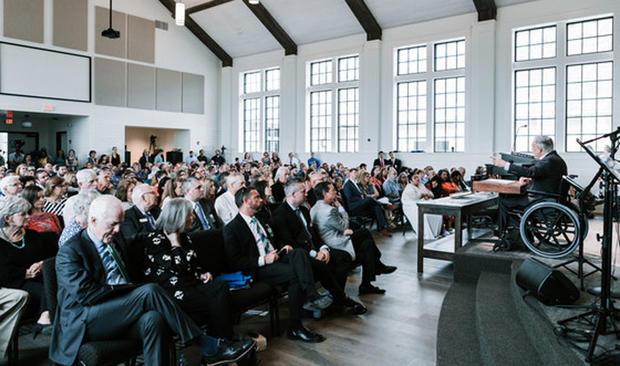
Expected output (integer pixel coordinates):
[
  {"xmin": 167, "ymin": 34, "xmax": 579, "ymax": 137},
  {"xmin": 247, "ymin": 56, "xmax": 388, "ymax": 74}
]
[{"xmin": 401, "ymin": 172, "xmax": 443, "ymax": 239}]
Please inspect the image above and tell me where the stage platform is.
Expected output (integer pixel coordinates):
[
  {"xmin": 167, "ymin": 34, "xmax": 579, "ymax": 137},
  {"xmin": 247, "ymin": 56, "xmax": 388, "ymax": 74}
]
[{"xmin": 437, "ymin": 239, "xmax": 620, "ymax": 366}]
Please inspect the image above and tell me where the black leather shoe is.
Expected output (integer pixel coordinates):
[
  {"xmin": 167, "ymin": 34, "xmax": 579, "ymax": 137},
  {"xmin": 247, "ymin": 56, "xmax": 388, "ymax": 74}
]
[
  {"xmin": 359, "ymin": 284, "xmax": 386, "ymax": 295},
  {"xmin": 343, "ymin": 298, "xmax": 367, "ymax": 315},
  {"xmin": 377, "ymin": 265, "xmax": 397, "ymax": 275},
  {"xmin": 287, "ymin": 326, "xmax": 325, "ymax": 343},
  {"xmin": 201, "ymin": 337, "xmax": 255, "ymax": 366}
]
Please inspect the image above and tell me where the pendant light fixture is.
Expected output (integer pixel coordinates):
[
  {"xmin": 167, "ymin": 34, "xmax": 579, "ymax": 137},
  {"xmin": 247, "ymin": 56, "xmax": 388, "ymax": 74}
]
[{"xmin": 175, "ymin": 1, "xmax": 186, "ymax": 26}]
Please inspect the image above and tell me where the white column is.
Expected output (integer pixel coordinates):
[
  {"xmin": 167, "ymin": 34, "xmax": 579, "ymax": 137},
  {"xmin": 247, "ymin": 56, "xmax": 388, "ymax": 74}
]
[
  {"xmin": 280, "ymin": 54, "xmax": 297, "ymax": 155},
  {"xmin": 219, "ymin": 66, "xmax": 234, "ymax": 158},
  {"xmin": 360, "ymin": 39, "xmax": 382, "ymax": 153},
  {"xmin": 468, "ymin": 20, "xmax": 496, "ymax": 153}
]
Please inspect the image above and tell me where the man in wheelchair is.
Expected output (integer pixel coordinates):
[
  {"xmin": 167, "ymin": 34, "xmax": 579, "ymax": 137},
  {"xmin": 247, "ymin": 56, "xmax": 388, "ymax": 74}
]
[{"xmin": 491, "ymin": 136, "xmax": 568, "ymax": 251}]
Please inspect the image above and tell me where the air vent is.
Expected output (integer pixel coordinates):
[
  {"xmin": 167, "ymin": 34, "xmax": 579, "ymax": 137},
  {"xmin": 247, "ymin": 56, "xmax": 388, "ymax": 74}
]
[{"xmin": 155, "ymin": 20, "xmax": 168, "ymax": 31}]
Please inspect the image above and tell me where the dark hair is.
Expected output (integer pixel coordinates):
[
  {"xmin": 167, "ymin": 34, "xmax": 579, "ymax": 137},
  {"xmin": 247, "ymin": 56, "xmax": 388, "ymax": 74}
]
[
  {"xmin": 314, "ymin": 181, "xmax": 333, "ymax": 199},
  {"xmin": 235, "ymin": 186, "xmax": 257, "ymax": 208},
  {"xmin": 21, "ymin": 185, "xmax": 43, "ymax": 209},
  {"xmin": 19, "ymin": 176, "xmax": 36, "ymax": 186},
  {"xmin": 250, "ymin": 180, "xmax": 269, "ymax": 200}
]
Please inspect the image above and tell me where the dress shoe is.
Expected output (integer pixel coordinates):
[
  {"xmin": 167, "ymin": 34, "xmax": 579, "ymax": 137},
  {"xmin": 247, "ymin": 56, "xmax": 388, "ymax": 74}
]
[
  {"xmin": 343, "ymin": 298, "xmax": 367, "ymax": 315},
  {"xmin": 287, "ymin": 326, "xmax": 325, "ymax": 343},
  {"xmin": 378, "ymin": 228, "xmax": 392, "ymax": 237},
  {"xmin": 201, "ymin": 337, "xmax": 256, "ymax": 366},
  {"xmin": 359, "ymin": 284, "xmax": 386, "ymax": 295},
  {"xmin": 32, "ymin": 323, "xmax": 52, "ymax": 339},
  {"xmin": 377, "ymin": 265, "xmax": 397, "ymax": 275},
  {"xmin": 303, "ymin": 294, "xmax": 333, "ymax": 311}
]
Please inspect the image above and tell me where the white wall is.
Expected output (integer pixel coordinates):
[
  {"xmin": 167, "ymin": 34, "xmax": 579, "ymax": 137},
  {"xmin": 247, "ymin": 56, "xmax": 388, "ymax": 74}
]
[
  {"xmin": 0, "ymin": 0, "xmax": 221, "ymax": 164},
  {"xmin": 220, "ymin": 0, "xmax": 620, "ymax": 186}
]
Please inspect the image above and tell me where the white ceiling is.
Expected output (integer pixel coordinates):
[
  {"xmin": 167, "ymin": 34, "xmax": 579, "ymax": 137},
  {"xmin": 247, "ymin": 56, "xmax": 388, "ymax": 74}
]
[{"xmin": 184, "ymin": 0, "xmax": 539, "ymax": 59}]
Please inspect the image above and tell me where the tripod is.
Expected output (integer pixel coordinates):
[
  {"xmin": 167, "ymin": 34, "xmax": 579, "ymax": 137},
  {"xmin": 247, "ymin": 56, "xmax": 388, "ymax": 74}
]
[{"xmin": 558, "ymin": 131, "xmax": 620, "ymax": 361}]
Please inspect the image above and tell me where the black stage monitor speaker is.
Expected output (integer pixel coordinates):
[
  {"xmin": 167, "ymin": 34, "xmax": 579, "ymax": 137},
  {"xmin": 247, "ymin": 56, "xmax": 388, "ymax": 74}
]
[{"xmin": 516, "ymin": 258, "xmax": 579, "ymax": 306}]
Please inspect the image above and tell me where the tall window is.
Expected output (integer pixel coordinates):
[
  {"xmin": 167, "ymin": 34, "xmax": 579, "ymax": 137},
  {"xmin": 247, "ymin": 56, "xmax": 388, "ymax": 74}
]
[
  {"xmin": 240, "ymin": 67, "xmax": 280, "ymax": 152},
  {"xmin": 395, "ymin": 38, "xmax": 466, "ymax": 152},
  {"xmin": 307, "ymin": 55, "xmax": 359, "ymax": 152},
  {"xmin": 513, "ymin": 16, "xmax": 613, "ymax": 152}
]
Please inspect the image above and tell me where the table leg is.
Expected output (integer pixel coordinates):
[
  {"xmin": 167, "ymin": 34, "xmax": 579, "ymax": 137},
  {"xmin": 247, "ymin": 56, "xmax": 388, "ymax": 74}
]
[
  {"xmin": 417, "ymin": 207, "xmax": 425, "ymax": 273},
  {"xmin": 454, "ymin": 211, "xmax": 463, "ymax": 252},
  {"xmin": 467, "ymin": 214, "xmax": 472, "ymax": 243}
]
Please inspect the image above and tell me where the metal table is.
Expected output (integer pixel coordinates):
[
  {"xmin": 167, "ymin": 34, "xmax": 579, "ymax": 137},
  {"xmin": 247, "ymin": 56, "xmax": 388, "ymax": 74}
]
[{"xmin": 417, "ymin": 192, "xmax": 498, "ymax": 273}]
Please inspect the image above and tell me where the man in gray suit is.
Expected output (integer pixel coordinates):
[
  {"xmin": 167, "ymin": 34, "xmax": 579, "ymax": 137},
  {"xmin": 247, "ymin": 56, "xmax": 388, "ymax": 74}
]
[{"xmin": 310, "ymin": 182, "xmax": 397, "ymax": 296}]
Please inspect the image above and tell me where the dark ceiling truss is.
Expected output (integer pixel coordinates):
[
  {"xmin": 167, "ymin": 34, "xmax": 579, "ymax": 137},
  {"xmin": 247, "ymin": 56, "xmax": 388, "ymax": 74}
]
[
  {"xmin": 158, "ymin": 0, "xmax": 233, "ymax": 67},
  {"xmin": 241, "ymin": 0, "xmax": 297, "ymax": 55},
  {"xmin": 472, "ymin": 0, "xmax": 497, "ymax": 21},
  {"xmin": 344, "ymin": 0, "xmax": 382, "ymax": 41},
  {"xmin": 187, "ymin": 0, "xmax": 234, "ymax": 15}
]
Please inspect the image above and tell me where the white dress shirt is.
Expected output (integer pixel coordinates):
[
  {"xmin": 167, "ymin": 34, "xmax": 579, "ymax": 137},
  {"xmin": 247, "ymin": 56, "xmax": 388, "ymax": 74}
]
[
  {"xmin": 239, "ymin": 212, "xmax": 274, "ymax": 267},
  {"xmin": 214, "ymin": 191, "xmax": 238, "ymax": 224}
]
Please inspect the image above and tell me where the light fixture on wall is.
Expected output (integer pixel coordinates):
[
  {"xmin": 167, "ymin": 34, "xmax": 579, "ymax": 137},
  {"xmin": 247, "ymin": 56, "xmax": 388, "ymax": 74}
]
[
  {"xmin": 249, "ymin": 0, "xmax": 260, "ymax": 4},
  {"xmin": 175, "ymin": 1, "xmax": 185, "ymax": 26}
]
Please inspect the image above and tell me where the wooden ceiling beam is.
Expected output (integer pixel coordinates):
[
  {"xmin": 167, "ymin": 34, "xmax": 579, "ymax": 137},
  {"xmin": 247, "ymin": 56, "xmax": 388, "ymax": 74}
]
[
  {"xmin": 187, "ymin": 0, "xmax": 234, "ymax": 15},
  {"xmin": 242, "ymin": 0, "xmax": 297, "ymax": 55},
  {"xmin": 344, "ymin": 0, "xmax": 382, "ymax": 41},
  {"xmin": 158, "ymin": 0, "xmax": 233, "ymax": 67},
  {"xmin": 472, "ymin": 0, "xmax": 497, "ymax": 21}
]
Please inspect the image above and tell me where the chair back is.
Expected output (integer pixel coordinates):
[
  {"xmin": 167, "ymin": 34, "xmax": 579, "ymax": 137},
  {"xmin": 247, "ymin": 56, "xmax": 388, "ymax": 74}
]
[
  {"xmin": 41, "ymin": 257, "xmax": 58, "ymax": 322},
  {"xmin": 189, "ymin": 229, "xmax": 230, "ymax": 276}
]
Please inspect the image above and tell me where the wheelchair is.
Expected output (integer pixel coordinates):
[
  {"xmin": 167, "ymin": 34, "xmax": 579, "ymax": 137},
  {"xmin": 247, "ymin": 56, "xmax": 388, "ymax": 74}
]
[{"xmin": 498, "ymin": 176, "xmax": 588, "ymax": 259}]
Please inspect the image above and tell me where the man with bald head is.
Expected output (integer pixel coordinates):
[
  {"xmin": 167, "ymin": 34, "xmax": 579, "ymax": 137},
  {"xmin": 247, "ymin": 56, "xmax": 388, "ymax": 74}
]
[{"xmin": 51, "ymin": 196, "xmax": 254, "ymax": 366}]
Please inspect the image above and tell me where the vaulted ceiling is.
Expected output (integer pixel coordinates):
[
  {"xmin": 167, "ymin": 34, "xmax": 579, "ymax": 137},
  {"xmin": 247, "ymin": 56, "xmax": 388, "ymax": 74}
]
[{"xmin": 160, "ymin": 0, "xmax": 538, "ymax": 65}]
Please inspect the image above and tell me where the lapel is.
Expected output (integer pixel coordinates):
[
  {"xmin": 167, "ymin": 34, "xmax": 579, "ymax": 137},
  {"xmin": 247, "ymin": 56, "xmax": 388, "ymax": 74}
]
[{"xmin": 79, "ymin": 229, "xmax": 106, "ymax": 281}]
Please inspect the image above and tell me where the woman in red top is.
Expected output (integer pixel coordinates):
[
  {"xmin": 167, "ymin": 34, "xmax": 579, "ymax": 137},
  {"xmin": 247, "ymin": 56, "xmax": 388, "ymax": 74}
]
[{"xmin": 21, "ymin": 186, "xmax": 62, "ymax": 235}]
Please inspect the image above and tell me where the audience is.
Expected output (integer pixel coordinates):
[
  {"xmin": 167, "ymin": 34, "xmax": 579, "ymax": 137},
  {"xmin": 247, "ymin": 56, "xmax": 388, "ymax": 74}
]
[
  {"xmin": 402, "ymin": 173, "xmax": 443, "ymax": 239},
  {"xmin": 58, "ymin": 190, "xmax": 100, "ymax": 247},
  {"xmin": 183, "ymin": 177, "xmax": 221, "ymax": 232},
  {"xmin": 50, "ymin": 195, "xmax": 255, "ymax": 365},
  {"xmin": 63, "ymin": 169, "xmax": 97, "ymax": 224},
  {"xmin": 343, "ymin": 168, "xmax": 390, "ymax": 237},
  {"xmin": 120, "ymin": 184, "xmax": 160, "ymax": 242},
  {"xmin": 214, "ymin": 173, "xmax": 245, "ymax": 224}
]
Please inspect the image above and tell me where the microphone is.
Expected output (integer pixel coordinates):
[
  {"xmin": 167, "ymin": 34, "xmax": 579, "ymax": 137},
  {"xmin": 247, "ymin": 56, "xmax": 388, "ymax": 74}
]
[{"xmin": 513, "ymin": 124, "xmax": 528, "ymax": 152}]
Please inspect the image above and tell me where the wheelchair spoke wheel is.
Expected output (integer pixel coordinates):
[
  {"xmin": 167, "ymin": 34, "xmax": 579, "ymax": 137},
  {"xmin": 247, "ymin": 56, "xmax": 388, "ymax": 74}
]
[{"xmin": 520, "ymin": 201, "xmax": 582, "ymax": 259}]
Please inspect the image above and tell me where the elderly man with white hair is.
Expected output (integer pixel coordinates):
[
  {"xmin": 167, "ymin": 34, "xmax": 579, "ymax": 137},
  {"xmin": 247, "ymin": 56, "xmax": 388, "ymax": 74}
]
[
  {"xmin": 491, "ymin": 135, "xmax": 568, "ymax": 250},
  {"xmin": 120, "ymin": 183, "xmax": 161, "ymax": 242},
  {"xmin": 0, "ymin": 175, "xmax": 22, "ymax": 197},
  {"xmin": 50, "ymin": 195, "xmax": 255, "ymax": 366},
  {"xmin": 62, "ymin": 169, "xmax": 98, "ymax": 225},
  {"xmin": 214, "ymin": 172, "xmax": 245, "ymax": 224}
]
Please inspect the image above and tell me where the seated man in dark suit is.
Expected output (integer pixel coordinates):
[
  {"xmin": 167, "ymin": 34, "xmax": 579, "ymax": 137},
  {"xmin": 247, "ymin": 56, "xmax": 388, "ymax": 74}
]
[
  {"xmin": 270, "ymin": 179, "xmax": 366, "ymax": 314},
  {"xmin": 49, "ymin": 195, "xmax": 254, "ymax": 366},
  {"xmin": 492, "ymin": 136, "xmax": 568, "ymax": 247},
  {"xmin": 183, "ymin": 177, "xmax": 222, "ymax": 232},
  {"xmin": 223, "ymin": 187, "xmax": 332, "ymax": 343},
  {"xmin": 311, "ymin": 182, "xmax": 396, "ymax": 295},
  {"xmin": 342, "ymin": 168, "xmax": 390, "ymax": 236},
  {"xmin": 120, "ymin": 184, "xmax": 160, "ymax": 243}
]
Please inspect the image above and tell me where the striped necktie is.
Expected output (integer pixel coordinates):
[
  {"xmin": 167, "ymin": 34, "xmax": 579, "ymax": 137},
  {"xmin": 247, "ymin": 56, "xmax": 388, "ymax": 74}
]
[
  {"xmin": 195, "ymin": 202, "xmax": 211, "ymax": 230},
  {"xmin": 100, "ymin": 242, "xmax": 129, "ymax": 285}
]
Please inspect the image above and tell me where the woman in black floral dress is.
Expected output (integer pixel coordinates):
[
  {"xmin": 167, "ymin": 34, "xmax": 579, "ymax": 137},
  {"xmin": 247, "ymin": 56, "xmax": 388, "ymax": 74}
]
[{"xmin": 139, "ymin": 198, "xmax": 234, "ymax": 339}]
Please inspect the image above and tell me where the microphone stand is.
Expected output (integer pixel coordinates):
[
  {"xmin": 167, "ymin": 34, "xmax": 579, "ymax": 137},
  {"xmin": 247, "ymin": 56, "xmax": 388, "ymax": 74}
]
[{"xmin": 513, "ymin": 124, "xmax": 528, "ymax": 152}]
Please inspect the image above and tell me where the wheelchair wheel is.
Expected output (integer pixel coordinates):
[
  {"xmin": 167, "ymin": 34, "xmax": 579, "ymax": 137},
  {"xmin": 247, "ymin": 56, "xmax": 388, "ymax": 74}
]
[{"xmin": 520, "ymin": 201, "xmax": 581, "ymax": 259}]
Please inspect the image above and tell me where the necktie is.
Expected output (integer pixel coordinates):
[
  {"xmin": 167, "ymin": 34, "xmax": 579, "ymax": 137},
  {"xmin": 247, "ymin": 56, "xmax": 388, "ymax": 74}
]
[
  {"xmin": 145, "ymin": 212, "xmax": 156, "ymax": 230},
  {"xmin": 102, "ymin": 243, "xmax": 129, "ymax": 284},
  {"xmin": 251, "ymin": 217, "xmax": 271, "ymax": 253},
  {"xmin": 195, "ymin": 202, "xmax": 211, "ymax": 230},
  {"xmin": 295, "ymin": 208, "xmax": 313, "ymax": 241}
]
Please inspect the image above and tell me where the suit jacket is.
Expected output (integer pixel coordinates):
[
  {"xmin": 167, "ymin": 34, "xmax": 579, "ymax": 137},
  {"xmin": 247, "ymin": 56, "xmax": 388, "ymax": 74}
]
[
  {"xmin": 270, "ymin": 202, "xmax": 320, "ymax": 252},
  {"xmin": 310, "ymin": 200, "xmax": 355, "ymax": 260},
  {"xmin": 373, "ymin": 158, "xmax": 389, "ymax": 168},
  {"xmin": 188, "ymin": 198, "xmax": 222, "ymax": 233},
  {"xmin": 50, "ymin": 230, "xmax": 137, "ymax": 365},
  {"xmin": 342, "ymin": 180, "xmax": 365, "ymax": 212},
  {"xmin": 507, "ymin": 150, "xmax": 567, "ymax": 195},
  {"xmin": 120, "ymin": 205, "xmax": 161, "ymax": 243},
  {"xmin": 390, "ymin": 158, "xmax": 403, "ymax": 172},
  {"xmin": 222, "ymin": 214, "xmax": 275, "ymax": 277}
]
